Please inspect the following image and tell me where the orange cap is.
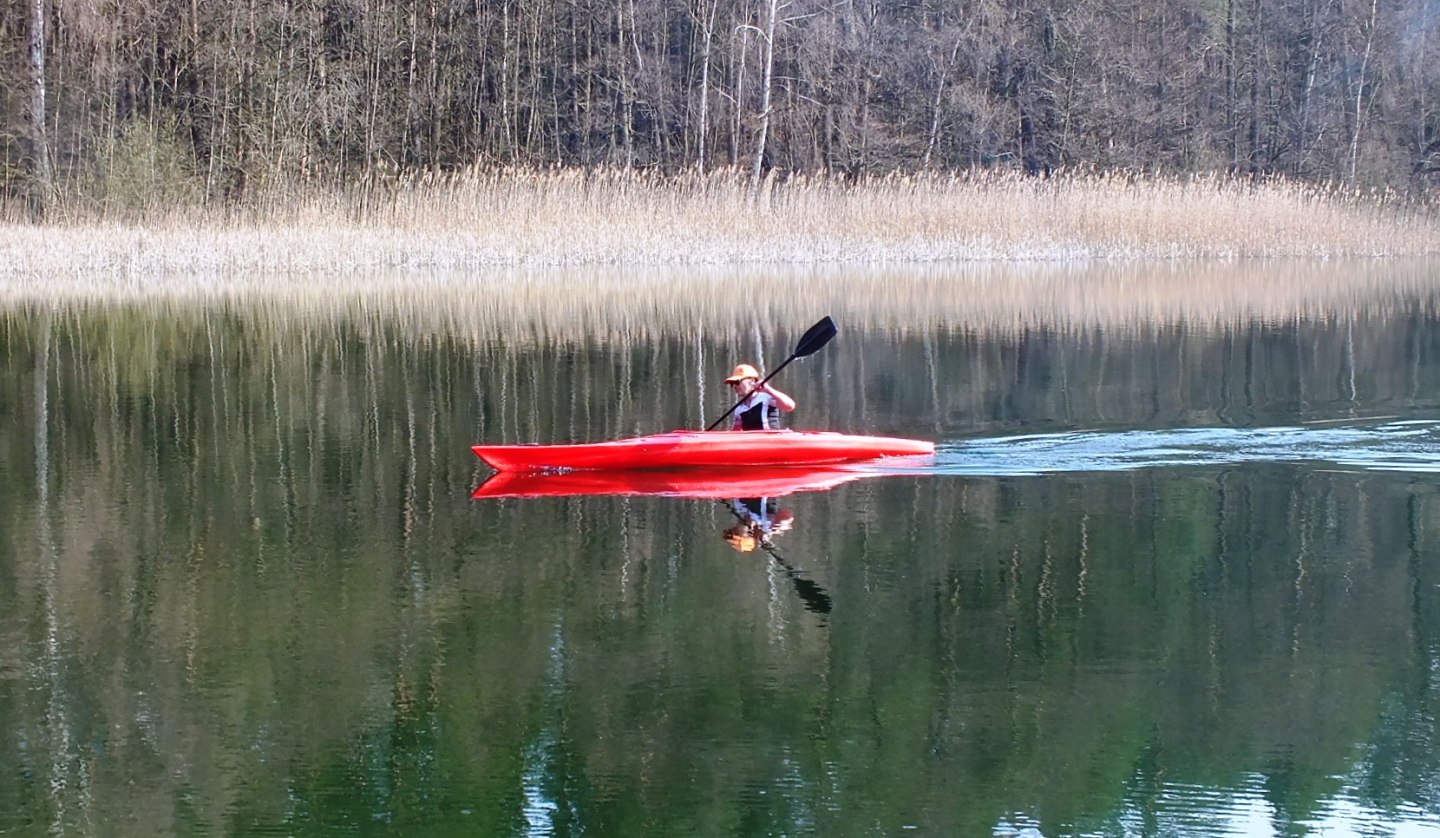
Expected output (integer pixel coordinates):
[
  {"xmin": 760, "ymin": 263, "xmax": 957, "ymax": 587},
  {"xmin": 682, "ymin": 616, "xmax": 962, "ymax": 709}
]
[
  {"xmin": 724, "ymin": 363, "xmax": 760, "ymax": 383},
  {"xmin": 724, "ymin": 529, "xmax": 758, "ymax": 552}
]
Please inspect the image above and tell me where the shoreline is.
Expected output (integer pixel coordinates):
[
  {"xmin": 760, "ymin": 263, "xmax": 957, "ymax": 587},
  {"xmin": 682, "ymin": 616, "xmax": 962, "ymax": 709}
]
[{"xmin": 4, "ymin": 171, "xmax": 1437, "ymax": 277}]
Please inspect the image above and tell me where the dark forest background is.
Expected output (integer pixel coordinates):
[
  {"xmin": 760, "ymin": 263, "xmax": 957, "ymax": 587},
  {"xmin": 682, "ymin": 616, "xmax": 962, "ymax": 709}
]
[{"xmin": 3, "ymin": 0, "xmax": 1439, "ymax": 207}]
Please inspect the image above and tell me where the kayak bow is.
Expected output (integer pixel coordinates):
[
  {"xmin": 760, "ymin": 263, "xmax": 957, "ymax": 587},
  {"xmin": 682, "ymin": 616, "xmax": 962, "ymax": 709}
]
[{"xmin": 471, "ymin": 429, "xmax": 934, "ymax": 473}]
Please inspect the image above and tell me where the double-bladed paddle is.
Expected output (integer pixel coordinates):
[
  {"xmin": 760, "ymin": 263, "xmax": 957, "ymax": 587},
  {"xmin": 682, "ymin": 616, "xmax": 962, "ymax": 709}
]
[{"xmin": 706, "ymin": 315, "xmax": 838, "ymax": 431}]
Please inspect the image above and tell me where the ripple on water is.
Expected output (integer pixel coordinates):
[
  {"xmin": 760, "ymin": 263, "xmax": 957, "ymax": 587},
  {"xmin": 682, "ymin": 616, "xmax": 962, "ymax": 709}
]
[
  {"xmin": 932, "ymin": 420, "xmax": 1440, "ymax": 477},
  {"xmin": 1104, "ymin": 772, "xmax": 1440, "ymax": 837}
]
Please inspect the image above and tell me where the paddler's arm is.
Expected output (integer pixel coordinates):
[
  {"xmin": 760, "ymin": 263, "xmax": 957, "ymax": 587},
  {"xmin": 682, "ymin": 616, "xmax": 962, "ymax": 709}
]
[{"xmin": 761, "ymin": 383, "xmax": 796, "ymax": 413}]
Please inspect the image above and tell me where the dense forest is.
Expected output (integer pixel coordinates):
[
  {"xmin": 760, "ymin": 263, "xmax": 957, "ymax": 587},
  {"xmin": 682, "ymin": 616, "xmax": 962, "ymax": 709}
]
[{"xmin": 2, "ymin": 0, "xmax": 1439, "ymax": 208}]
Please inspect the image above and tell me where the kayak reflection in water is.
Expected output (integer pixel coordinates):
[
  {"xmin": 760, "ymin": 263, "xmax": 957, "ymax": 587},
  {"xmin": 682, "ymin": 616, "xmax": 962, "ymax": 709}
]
[
  {"xmin": 723, "ymin": 363, "xmax": 796, "ymax": 430},
  {"xmin": 724, "ymin": 497, "xmax": 832, "ymax": 616}
]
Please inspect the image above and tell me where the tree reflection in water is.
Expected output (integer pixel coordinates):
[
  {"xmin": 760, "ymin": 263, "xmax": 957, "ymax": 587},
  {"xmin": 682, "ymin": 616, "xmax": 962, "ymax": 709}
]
[{"xmin": 4, "ymin": 262, "xmax": 1440, "ymax": 834}]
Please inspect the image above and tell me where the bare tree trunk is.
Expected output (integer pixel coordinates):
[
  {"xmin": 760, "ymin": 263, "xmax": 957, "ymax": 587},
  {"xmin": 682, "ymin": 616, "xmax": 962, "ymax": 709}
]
[
  {"xmin": 270, "ymin": 5, "xmax": 291, "ymax": 176},
  {"xmin": 429, "ymin": 0, "xmax": 440, "ymax": 160},
  {"xmin": 1348, "ymin": 0, "xmax": 1377, "ymax": 181},
  {"xmin": 732, "ymin": 26, "xmax": 748, "ymax": 167},
  {"xmin": 363, "ymin": 0, "xmax": 383, "ymax": 170},
  {"xmin": 751, "ymin": 0, "xmax": 779, "ymax": 188},
  {"xmin": 856, "ymin": 2, "xmax": 877, "ymax": 175},
  {"xmin": 621, "ymin": 0, "xmax": 639, "ymax": 168},
  {"xmin": 405, "ymin": 3, "xmax": 419, "ymax": 164},
  {"xmin": 620, "ymin": 0, "xmax": 649, "ymax": 167},
  {"xmin": 525, "ymin": 8, "xmax": 543, "ymax": 157},
  {"xmin": 501, "ymin": 1, "xmax": 515, "ymax": 161},
  {"xmin": 1297, "ymin": 0, "xmax": 1335, "ymax": 175},
  {"xmin": 924, "ymin": 41, "xmax": 962, "ymax": 169},
  {"xmin": 473, "ymin": 1, "xmax": 490, "ymax": 156},
  {"xmin": 1248, "ymin": 0, "xmax": 1262, "ymax": 173},
  {"xmin": 580, "ymin": 14, "xmax": 594, "ymax": 166},
  {"xmin": 694, "ymin": 0, "xmax": 718, "ymax": 172},
  {"xmin": 1226, "ymin": 0, "xmax": 1237, "ymax": 170},
  {"xmin": 28, "ymin": 0, "xmax": 53, "ymax": 203}
]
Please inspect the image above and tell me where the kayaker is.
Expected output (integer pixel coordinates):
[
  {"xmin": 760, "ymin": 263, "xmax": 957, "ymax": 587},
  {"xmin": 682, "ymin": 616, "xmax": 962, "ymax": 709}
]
[{"xmin": 723, "ymin": 364, "xmax": 796, "ymax": 430}]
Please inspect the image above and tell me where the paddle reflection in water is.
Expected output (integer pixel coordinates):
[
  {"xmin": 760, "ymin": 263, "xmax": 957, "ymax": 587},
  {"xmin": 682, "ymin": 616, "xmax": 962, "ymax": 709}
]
[
  {"xmin": 723, "ymin": 497, "xmax": 833, "ymax": 616},
  {"xmin": 471, "ymin": 465, "xmax": 841, "ymax": 615}
]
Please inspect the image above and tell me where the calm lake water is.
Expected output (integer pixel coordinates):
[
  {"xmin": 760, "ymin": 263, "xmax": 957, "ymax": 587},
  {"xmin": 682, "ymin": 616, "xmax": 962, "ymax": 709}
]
[{"xmin": 4, "ymin": 261, "xmax": 1440, "ymax": 836}]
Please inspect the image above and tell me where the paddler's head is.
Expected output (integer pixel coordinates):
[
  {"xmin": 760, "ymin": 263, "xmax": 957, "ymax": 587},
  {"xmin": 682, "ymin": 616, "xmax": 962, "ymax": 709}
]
[
  {"xmin": 723, "ymin": 524, "xmax": 759, "ymax": 552},
  {"xmin": 724, "ymin": 363, "xmax": 760, "ymax": 397}
]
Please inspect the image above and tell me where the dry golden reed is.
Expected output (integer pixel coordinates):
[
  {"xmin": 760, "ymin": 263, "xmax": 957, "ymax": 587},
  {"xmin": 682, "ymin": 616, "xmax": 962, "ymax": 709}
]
[
  {"xmin": 6, "ymin": 260, "xmax": 1436, "ymax": 347},
  {"xmin": 1, "ymin": 168, "xmax": 1437, "ymax": 277}
]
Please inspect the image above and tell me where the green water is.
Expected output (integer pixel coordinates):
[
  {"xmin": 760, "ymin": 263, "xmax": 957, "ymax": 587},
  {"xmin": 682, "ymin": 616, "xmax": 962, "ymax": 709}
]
[{"xmin": 4, "ymin": 266, "xmax": 1440, "ymax": 836}]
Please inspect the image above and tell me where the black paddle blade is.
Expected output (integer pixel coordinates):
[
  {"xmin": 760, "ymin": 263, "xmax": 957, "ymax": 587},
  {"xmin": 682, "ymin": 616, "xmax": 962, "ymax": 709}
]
[
  {"xmin": 788, "ymin": 573, "xmax": 833, "ymax": 615},
  {"xmin": 794, "ymin": 316, "xmax": 837, "ymax": 358}
]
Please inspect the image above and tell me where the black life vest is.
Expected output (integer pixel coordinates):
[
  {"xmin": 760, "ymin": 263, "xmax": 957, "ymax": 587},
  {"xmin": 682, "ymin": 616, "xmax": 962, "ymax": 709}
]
[{"xmin": 736, "ymin": 395, "xmax": 778, "ymax": 430}]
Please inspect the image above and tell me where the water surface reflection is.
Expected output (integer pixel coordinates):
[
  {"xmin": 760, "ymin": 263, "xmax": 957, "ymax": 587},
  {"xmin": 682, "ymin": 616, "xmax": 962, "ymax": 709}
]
[{"xmin": 2, "ymin": 261, "xmax": 1440, "ymax": 835}]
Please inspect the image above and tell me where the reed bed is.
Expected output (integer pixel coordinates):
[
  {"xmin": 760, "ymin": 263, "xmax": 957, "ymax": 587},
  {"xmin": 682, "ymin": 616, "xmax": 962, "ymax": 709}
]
[{"xmin": 2, "ymin": 169, "xmax": 1437, "ymax": 277}]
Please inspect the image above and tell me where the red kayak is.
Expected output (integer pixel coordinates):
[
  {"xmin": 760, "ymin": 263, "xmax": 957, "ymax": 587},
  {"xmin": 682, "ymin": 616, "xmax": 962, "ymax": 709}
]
[
  {"xmin": 471, "ymin": 464, "xmax": 885, "ymax": 499},
  {"xmin": 471, "ymin": 429, "xmax": 934, "ymax": 473}
]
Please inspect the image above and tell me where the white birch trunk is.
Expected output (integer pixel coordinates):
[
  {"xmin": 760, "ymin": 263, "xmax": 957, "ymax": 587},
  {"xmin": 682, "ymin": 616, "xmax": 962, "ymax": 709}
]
[
  {"xmin": 29, "ymin": 0, "xmax": 53, "ymax": 193},
  {"xmin": 1349, "ymin": 0, "xmax": 1377, "ymax": 181},
  {"xmin": 696, "ymin": 0, "xmax": 718, "ymax": 172},
  {"xmin": 750, "ymin": 0, "xmax": 779, "ymax": 189}
]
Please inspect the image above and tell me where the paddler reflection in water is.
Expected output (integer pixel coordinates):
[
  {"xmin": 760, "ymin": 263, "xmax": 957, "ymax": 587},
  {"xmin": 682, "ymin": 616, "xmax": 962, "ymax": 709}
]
[
  {"xmin": 723, "ymin": 497, "xmax": 832, "ymax": 615},
  {"xmin": 723, "ymin": 497, "xmax": 795, "ymax": 553},
  {"xmin": 723, "ymin": 364, "xmax": 796, "ymax": 430}
]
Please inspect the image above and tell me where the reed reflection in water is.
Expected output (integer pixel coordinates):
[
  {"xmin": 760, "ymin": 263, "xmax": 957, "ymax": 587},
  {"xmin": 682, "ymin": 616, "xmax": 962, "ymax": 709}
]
[{"xmin": 2, "ymin": 260, "xmax": 1440, "ymax": 835}]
